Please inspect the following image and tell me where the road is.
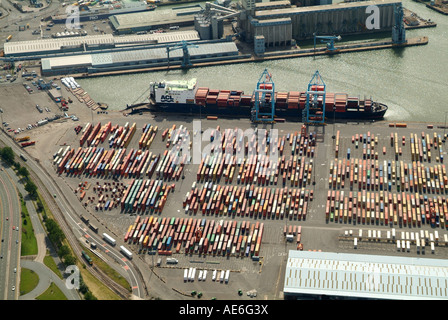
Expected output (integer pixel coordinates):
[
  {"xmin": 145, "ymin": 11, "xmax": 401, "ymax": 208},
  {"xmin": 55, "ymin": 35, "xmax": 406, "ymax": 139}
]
[
  {"xmin": 0, "ymin": 166, "xmax": 21, "ymax": 299},
  {"xmin": 0, "ymin": 130, "xmax": 147, "ymax": 299}
]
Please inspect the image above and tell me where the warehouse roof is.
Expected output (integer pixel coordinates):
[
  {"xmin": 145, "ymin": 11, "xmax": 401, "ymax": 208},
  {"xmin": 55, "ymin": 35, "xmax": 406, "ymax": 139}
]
[
  {"xmin": 256, "ymin": 0, "xmax": 401, "ymax": 18},
  {"xmin": 4, "ymin": 31, "xmax": 200, "ymax": 56},
  {"xmin": 284, "ymin": 250, "xmax": 448, "ymax": 300},
  {"xmin": 42, "ymin": 42, "xmax": 238, "ymax": 72},
  {"xmin": 109, "ymin": 7, "xmax": 200, "ymax": 30}
]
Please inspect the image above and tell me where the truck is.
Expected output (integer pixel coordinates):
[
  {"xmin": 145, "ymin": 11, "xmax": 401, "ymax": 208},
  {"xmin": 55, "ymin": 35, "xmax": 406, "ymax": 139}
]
[
  {"xmin": 103, "ymin": 233, "xmax": 116, "ymax": 246},
  {"xmin": 19, "ymin": 154, "xmax": 27, "ymax": 162},
  {"xmin": 89, "ymin": 223, "xmax": 98, "ymax": 233},
  {"xmin": 120, "ymin": 245, "xmax": 133, "ymax": 259},
  {"xmin": 166, "ymin": 257, "xmax": 178, "ymax": 264}
]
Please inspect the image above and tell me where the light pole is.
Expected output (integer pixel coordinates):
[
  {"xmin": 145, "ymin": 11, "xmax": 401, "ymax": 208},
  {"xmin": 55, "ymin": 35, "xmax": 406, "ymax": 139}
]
[{"xmin": 444, "ymin": 112, "xmax": 447, "ymax": 139}]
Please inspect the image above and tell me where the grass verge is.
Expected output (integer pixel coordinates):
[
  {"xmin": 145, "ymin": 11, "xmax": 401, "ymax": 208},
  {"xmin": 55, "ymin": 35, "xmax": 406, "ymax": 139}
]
[
  {"xmin": 19, "ymin": 194, "xmax": 38, "ymax": 256},
  {"xmin": 36, "ymin": 282, "xmax": 68, "ymax": 300},
  {"xmin": 81, "ymin": 245, "xmax": 131, "ymax": 293},
  {"xmin": 19, "ymin": 268, "xmax": 40, "ymax": 296},
  {"xmin": 43, "ymin": 253, "xmax": 63, "ymax": 279}
]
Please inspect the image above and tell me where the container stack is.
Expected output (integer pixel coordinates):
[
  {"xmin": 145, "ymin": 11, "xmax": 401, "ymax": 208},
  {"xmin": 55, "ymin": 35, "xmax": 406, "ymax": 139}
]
[
  {"xmin": 206, "ymin": 89, "xmax": 219, "ymax": 105},
  {"xmin": 195, "ymin": 87, "xmax": 209, "ymax": 106},
  {"xmin": 325, "ymin": 93, "xmax": 335, "ymax": 112},
  {"xmin": 118, "ymin": 178, "xmax": 172, "ymax": 213},
  {"xmin": 276, "ymin": 92, "xmax": 288, "ymax": 109},
  {"xmin": 183, "ymin": 182, "xmax": 311, "ymax": 220},
  {"xmin": 79, "ymin": 123, "xmax": 92, "ymax": 147},
  {"xmin": 138, "ymin": 124, "xmax": 158, "ymax": 149},
  {"xmin": 287, "ymin": 91, "xmax": 300, "ymax": 109},
  {"xmin": 325, "ymin": 189, "xmax": 448, "ymax": 228},
  {"xmin": 123, "ymin": 217, "xmax": 265, "ymax": 258},
  {"xmin": 335, "ymin": 93, "xmax": 347, "ymax": 113},
  {"xmin": 217, "ymin": 90, "xmax": 230, "ymax": 107}
]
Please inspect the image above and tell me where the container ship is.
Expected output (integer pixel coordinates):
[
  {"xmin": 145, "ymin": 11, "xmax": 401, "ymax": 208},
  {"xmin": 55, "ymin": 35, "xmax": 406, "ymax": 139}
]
[
  {"xmin": 146, "ymin": 78, "xmax": 388, "ymax": 120},
  {"xmin": 51, "ymin": 2, "xmax": 156, "ymax": 24}
]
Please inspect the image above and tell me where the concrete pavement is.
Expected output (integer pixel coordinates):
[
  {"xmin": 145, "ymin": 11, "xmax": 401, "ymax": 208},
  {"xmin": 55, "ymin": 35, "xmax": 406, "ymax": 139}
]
[{"xmin": 19, "ymin": 259, "xmax": 79, "ymax": 300}]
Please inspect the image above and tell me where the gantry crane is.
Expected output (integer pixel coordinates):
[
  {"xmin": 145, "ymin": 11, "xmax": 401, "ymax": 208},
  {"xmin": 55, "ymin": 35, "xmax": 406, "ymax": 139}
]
[
  {"xmin": 303, "ymin": 70, "xmax": 326, "ymax": 126},
  {"xmin": 166, "ymin": 40, "xmax": 199, "ymax": 69},
  {"xmin": 251, "ymin": 68, "xmax": 275, "ymax": 123},
  {"xmin": 313, "ymin": 34, "xmax": 342, "ymax": 54}
]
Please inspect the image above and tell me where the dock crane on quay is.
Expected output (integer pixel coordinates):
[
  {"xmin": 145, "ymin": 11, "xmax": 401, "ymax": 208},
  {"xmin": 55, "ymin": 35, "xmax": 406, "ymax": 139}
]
[
  {"xmin": 165, "ymin": 40, "xmax": 199, "ymax": 69},
  {"xmin": 313, "ymin": 34, "xmax": 342, "ymax": 54},
  {"xmin": 251, "ymin": 68, "xmax": 275, "ymax": 123}
]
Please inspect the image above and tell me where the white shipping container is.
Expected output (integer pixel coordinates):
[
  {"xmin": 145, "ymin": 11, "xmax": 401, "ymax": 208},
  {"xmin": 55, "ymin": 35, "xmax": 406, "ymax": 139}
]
[
  {"xmin": 198, "ymin": 270, "xmax": 203, "ymax": 281},
  {"xmin": 354, "ymin": 238, "xmax": 358, "ymax": 249},
  {"xmin": 184, "ymin": 269, "xmax": 188, "ymax": 282},
  {"xmin": 444, "ymin": 234, "xmax": 448, "ymax": 245},
  {"xmin": 368, "ymin": 229, "xmax": 372, "ymax": 240},
  {"xmin": 392, "ymin": 228, "xmax": 396, "ymax": 239},
  {"xmin": 359, "ymin": 229, "xmax": 362, "ymax": 239},
  {"xmin": 224, "ymin": 270, "xmax": 230, "ymax": 283},
  {"xmin": 188, "ymin": 268, "xmax": 193, "ymax": 281},
  {"xmin": 425, "ymin": 230, "xmax": 429, "ymax": 240},
  {"xmin": 212, "ymin": 270, "xmax": 217, "ymax": 281},
  {"xmin": 191, "ymin": 268, "xmax": 196, "ymax": 282},
  {"xmin": 372, "ymin": 230, "xmax": 376, "ymax": 240},
  {"xmin": 430, "ymin": 233, "xmax": 434, "ymax": 243},
  {"xmin": 102, "ymin": 233, "xmax": 116, "ymax": 246},
  {"xmin": 397, "ymin": 240, "xmax": 401, "ymax": 251},
  {"xmin": 220, "ymin": 270, "xmax": 225, "ymax": 282},
  {"xmin": 387, "ymin": 231, "xmax": 391, "ymax": 240},
  {"xmin": 420, "ymin": 230, "xmax": 425, "ymax": 239},
  {"xmin": 203, "ymin": 270, "xmax": 207, "ymax": 281},
  {"xmin": 431, "ymin": 242, "xmax": 435, "ymax": 253},
  {"xmin": 435, "ymin": 231, "xmax": 439, "ymax": 241},
  {"xmin": 377, "ymin": 230, "xmax": 381, "ymax": 240},
  {"xmin": 406, "ymin": 241, "xmax": 410, "ymax": 252}
]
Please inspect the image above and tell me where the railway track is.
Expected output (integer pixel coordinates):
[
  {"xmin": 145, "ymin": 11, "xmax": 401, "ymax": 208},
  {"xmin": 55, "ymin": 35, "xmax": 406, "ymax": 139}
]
[{"xmin": 28, "ymin": 167, "xmax": 132, "ymax": 300}]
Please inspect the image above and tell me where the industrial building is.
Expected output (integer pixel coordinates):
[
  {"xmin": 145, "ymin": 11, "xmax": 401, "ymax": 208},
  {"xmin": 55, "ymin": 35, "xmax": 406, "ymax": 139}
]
[
  {"xmin": 241, "ymin": 0, "xmax": 401, "ymax": 41},
  {"xmin": 3, "ymin": 31, "xmax": 201, "ymax": 58},
  {"xmin": 284, "ymin": 250, "xmax": 448, "ymax": 300},
  {"xmin": 41, "ymin": 41, "xmax": 240, "ymax": 75},
  {"xmin": 109, "ymin": 6, "xmax": 202, "ymax": 34}
]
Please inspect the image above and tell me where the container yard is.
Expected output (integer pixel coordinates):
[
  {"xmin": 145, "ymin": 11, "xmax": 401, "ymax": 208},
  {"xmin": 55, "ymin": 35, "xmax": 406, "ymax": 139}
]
[
  {"xmin": 0, "ymin": 0, "xmax": 446, "ymax": 303},
  {"xmin": 39, "ymin": 105, "xmax": 448, "ymax": 300}
]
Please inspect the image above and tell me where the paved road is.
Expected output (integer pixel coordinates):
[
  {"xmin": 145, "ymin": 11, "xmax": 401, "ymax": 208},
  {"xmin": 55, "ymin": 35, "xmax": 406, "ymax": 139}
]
[
  {"xmin": 0, "ymin": 166, "xmax": 21, "ymax": 300},
  {"xmin": 19, "ymin": 259, "xmax": 79, "ymax": 300},
  {"xmin": 0, "ymin": 130, "xmax": 146, "ymax": 299},
  {"xmin": 2, "ymin": 162, "xmax": 81, "ymax": 300}
]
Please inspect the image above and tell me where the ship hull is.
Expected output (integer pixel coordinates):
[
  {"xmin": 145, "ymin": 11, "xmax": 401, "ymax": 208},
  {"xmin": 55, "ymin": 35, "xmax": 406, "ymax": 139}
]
[{"xmin": 146, "ymin": 102, "xmax": 388, "ymax": 121}]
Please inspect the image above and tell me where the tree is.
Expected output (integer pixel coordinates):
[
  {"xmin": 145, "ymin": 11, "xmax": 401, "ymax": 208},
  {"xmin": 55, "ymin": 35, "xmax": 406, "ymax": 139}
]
[
  {"xmin": 58, "ymin": 245, "xmax": 70, "ymax": 258},
  {"xmin": 25, "ymin": 181, "xmax": 37, "ymax": 198},
  {"xmin": 18, "ymin": 166, "xmax": 29, "ymax": 179},
  {"xmin": 0, "ymin": 147, "xmax": 14, "ymax": 165},
  {"xmin": 63, "ymin": 254, "xmax": 76, "ymax": 267}
]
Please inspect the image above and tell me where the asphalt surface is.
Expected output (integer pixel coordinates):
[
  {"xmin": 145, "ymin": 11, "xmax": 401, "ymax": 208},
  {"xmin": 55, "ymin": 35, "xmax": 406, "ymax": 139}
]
[
  {"xmin": 0, "ymin": 129, "xmax": 146, "ymax": 299},
  {"xmin": 0, "ymin": 166, "xmax": 21, "ymax": 300}
]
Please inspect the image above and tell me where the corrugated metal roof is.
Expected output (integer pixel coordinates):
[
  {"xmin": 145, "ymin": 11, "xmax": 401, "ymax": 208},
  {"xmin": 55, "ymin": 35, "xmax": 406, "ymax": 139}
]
[
  {"xmin": 42, "ymin": 42, "xmax": 238, "ymax": 70},
  {"xmin": 109, "ymin": 8, "xmax": 198, "ymax": 29},
  {"xmin": 284, "ymin": 251, "xmax": 448, "ymax": 300},
  {"xmin": 4, "ymin": 31, "xmax": 199, "ymax": 56}
]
